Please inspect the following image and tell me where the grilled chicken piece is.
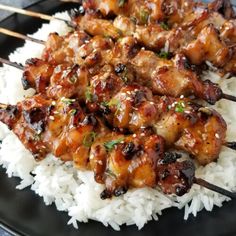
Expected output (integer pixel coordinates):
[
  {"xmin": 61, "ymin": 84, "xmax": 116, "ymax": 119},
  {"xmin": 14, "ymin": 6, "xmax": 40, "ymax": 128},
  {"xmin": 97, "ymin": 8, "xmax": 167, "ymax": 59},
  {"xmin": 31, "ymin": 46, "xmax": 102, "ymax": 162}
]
[
  {"xmin": 72, "ymin": 11, "xmax": 235, "ymax": 69},
  {"xmin": 90, "ymin": 131, "xmax": 195, "ymax": 198},
  {"xmin": 183, "ymin": 24, "xmax": 230, "ymax": 67},
  {"xmin": 23, "ymin": 58, "xmax": 89, "ymax": 100},
  {"xmin": 82, "ymin": 0, "xmax": 197, "ymax": 24},
  {"xmin": 208, "ymin": 0, "xmax": 236, "ymax": 19},
  {"xmin": 72, "ymin": 2, "xmax": 236, "ymax": 71},
  {"xmin": 0, "ymin": 95, "xmax": 195, "ymax": 198},
  {"xmin": 41, "ymin": 31, "xmax": 225, "ymax": 104},
  {"xmin": 0, "ymin": 94, "xmax": 107, "ymax": 163},
  {"xmin": 21, "ymin": 59, "xmax": 227, "ymax": 165},
  {"xmin": 154, "ymin": 96, "xmax": 227, "ymax": 165},
  {"xmin": 94, "ymin": 84, "xmax": 227, "ymax": 165}
]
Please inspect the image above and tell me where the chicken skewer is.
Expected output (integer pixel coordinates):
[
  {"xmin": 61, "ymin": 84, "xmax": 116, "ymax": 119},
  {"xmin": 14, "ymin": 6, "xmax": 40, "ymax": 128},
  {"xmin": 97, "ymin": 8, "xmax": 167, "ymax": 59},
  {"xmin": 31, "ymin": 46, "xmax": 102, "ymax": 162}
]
[
  {"xmin": 80, "ymin": 0, "xmax": 236, "ymax": 24},
  {"xmin": 0, "ymin": 94, "xmax": 195, "ymax": 198},
  {"xmin": 0, "ymin": 94, "xmax": 235, "ymax": 200},
  {"xmin": 70, "ymin": 9, "xmax": 236, "ymax": 71},
  {"xmin": 1, "ymin": 1, "xmax": 236, "ymax": 74},
  {"xmin": 1, "ymin": 28, "xmax": 236, "ymax": 105},
  {"xmin": 1, "ymin": 56, "xmax": 236, "ymax": 166}
]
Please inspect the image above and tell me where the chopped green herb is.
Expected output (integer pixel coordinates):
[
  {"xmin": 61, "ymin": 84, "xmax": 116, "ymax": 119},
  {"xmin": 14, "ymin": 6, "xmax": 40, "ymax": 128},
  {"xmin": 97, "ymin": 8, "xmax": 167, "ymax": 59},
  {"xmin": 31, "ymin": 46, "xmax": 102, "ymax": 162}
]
[
  {"xmin": 83, "ymin": 132, "xmax": 97, "ymax": 147},
  {"xmin": 118, "ymin": 0, "xmax": 126, "ymax": 7},
  {"xmin": 33, "ymin": 133, "xmax": 41, "ymax": 141},
  {"xmin": 157, "ymin": 51, "xmax": 170, "ymax": 59},
  {"xmin": 105, "ymin": 168, "xmax": 116, "ymax": 178},
  {"xmin": 140, "ymin": 9, "xmax": 149, "ymax": 24},
  {"xmin": 104, "ymin": 138, "xmax": 124, "ymax": 151},
  {"xmin": 108, "ymin": 98, "xmax": 121, "ymax": 115},
  {"xmin": 69, "ymin": 109, "xmax": 77, "ymax": 116},
  {"xmin": 61, "ymin": 97, "xmax": 76, "ymax": 105},
  {"xmin": 69, "ymin": 74, "xmax": 77, "ymax": 84},
  {"xmin": 85, "ymin": 87, "xmax": 93, "ymax": 102},
  {"xmin": 175, "ymin": 101, "xmax": 185, "ymax": 113},
  {"xmin": 160, "ymin": 22, "xmax": 169, "ymax": 30}
]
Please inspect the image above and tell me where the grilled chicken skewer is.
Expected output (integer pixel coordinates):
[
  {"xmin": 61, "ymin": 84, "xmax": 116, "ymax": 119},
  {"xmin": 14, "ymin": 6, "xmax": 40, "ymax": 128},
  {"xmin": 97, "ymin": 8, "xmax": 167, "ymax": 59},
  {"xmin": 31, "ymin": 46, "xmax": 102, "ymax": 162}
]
[
  {"xmin": 1, "ymin": 28, "xmax": 235, "ymax": 105},
  {"xmin": 1, "ymin": 94, "xmax": 236, "ymax": 200},
  {"xmin": 1, "ymin": 57, "xmax": 235, "ymax": 165},
  {"xmin": 0, "ymin": 94, "xmax": 196, "ymax": 198},
  {"xmin": 81, "ymin": 0, "xmax": 235, "ymax": 24},
  {"xmin": 70, "ymin": 9, "xmax": 236, "ymax": 72},
  {"xmin": 1, "ymin": 2, "xmax": 236, "ymax": 74}
]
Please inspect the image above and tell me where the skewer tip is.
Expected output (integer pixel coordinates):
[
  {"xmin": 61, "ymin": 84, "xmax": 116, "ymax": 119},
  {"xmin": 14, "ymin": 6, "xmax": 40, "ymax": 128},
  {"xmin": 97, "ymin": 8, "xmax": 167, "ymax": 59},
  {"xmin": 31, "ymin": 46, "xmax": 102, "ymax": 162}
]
[
  {"xmin": 222, "ymin": 93, "xmax": 236, "ymax": 102},
  {"xmin": 194, "ymin": 177, "xmax": 236, "ymax": 199},
  {"xmin": 225, "ymin": 142, "xmax": 236, "ymax": 150}
]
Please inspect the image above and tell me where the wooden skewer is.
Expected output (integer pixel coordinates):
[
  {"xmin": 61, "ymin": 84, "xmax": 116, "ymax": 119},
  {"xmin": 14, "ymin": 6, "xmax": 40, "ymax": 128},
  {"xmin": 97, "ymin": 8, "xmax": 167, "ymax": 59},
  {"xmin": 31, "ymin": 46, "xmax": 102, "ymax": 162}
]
[
  {"xmin": 0, "ymin": 4, "xmax": 71, "ymax": 24},
  {"xmin": 225, "ymin": 142, "xmax": 236, "ymax": 150},
  {"xmin": 0, "ymin": 27, "xmax": 45, "ymax": 45},
  {"xmin": 194, "ymin": 178, "xmax": 236, "ymax": 199},
  {"xmin": 0, "ymin": 57, "xmax": 24, "ymax": 70},
  {"xmin": 222, "ymin": 93, "xmax": 236, "ymax": 102}
]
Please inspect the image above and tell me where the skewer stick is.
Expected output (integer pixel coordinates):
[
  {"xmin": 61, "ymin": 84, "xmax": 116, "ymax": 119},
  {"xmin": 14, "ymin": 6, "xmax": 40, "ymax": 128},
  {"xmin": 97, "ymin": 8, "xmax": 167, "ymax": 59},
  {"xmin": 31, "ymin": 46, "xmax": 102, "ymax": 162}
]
[
  {"xmin": 222, "ymin": 93, "xmax": 236, "ymax": 102},
  {"xmin": 194, "ymin": 178, "xmax": 236, "ymax": 199},
  {"xmin": 0, "ymin": 58, "xmax": 23, "ymax": 70},
  {"xmin": 225, "ymin": 142, "xmax": 236, "ymax": 150},
  {"xmin": 0, "ymin": 4, "xmax": 70, "ymax": 24},
  {"xmin": 0, "ymin": 27, "xmax": 45, "ymax": 45}
]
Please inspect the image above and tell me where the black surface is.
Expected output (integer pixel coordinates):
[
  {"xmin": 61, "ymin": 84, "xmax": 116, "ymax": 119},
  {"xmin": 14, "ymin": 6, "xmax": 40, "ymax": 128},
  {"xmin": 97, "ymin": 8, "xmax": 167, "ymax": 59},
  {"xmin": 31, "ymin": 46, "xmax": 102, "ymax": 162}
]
[{"xmin": 0, "ymin": 1, "xmax": 236, "ymax": 236}]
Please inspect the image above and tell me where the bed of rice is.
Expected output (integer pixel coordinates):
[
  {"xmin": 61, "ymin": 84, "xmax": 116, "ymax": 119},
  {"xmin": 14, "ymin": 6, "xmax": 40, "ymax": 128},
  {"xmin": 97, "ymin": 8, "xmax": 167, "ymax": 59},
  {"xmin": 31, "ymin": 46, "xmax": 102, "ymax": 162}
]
[{"xmin": 0, "ymin": 12, "xmax": 236, "ymax": 230}]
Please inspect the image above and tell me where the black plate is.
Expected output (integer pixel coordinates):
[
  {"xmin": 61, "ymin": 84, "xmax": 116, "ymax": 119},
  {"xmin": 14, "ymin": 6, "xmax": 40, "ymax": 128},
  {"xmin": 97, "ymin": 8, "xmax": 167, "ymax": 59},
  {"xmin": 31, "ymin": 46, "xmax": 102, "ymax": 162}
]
[{"xmin": 0, "ymin": 1, "xmax": 236, "ymax": 236}]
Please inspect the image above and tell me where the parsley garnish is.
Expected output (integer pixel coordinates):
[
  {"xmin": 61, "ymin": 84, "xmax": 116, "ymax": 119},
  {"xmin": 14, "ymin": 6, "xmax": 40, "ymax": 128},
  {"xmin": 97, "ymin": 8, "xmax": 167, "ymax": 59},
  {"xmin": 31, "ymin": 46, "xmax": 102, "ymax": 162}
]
[
  {"xmin": 85, "ymin": 87, "xmax": 93, "ymax": 102},
  {"xmin": 160, "ymin": 22, "xmax": 169, "ymax": 30},
  {"xmin": 140, "ymin": 9, "xmax": 149, "ymax": 24},
  {"xmin": 83, "ymin": 132, "xmax": 97, "ymax": 147},
  {"xmin": 61, "ymin": 97, "xmax": 76, "ymax": 105},
  {"xmin": 69, "ymin": 74, "xmax": 77, "ymax": 84},
  {"xmin": 104, "ymin": 138, "xmax": 124, "ymax": 151},
  {"xmin": 69, "ymin": 109, "xmax": 77, "ymax": 116},
  {"xmin": 108, "ymin": 98, "xmax": 121, "ymax": 115},
  {"xmin": 157, "ymin": 51, "xmax": 170, "ymax": 59},
  {"xmin": 118, "ymin": 0, "xmax": 127, "ymax": 7},
  {"xmin": 175, "ymin": 101, "xmax": 185, "ymax": 113}
]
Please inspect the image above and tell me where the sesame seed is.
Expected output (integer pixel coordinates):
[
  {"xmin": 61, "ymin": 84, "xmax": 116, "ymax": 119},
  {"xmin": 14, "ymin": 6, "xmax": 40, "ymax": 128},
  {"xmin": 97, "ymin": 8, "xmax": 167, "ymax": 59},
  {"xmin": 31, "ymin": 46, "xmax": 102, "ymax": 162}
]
[
  {"xmin": 98, "ymin": 160, "xmax": 103, "ymax": 165},
  {"xmin": 52, "ymin": 101, "xmax": 56, "ymax": 106},
  {"xmin": 37, "ymin": 130, "xmax": 41, "ymax": 135},
  {"xmin": 180, "ymin": 95, "xmax": 184, "ymax": 99},
  {"xmin": 49, "ymin": 116, "xmax": 55, "ymax": 121},
  {"xmin": 215, "ymin": 133, "xmax": 220, "ymax": 139},
  {"xmin": 133, "ymin": 134, "xmax": 137, "ymax": 138}
]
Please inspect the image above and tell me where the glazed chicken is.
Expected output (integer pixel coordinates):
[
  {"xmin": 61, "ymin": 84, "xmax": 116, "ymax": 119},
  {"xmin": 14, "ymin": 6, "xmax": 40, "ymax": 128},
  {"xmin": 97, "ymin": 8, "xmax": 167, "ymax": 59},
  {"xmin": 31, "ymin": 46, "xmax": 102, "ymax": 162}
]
[
  {"xmin": 20, "ymin": 58, "xmax": 228, "ymax": 165},
  {"xmin": 70, "ymin": 0, "xmax": 236, "ymax": 73},
  {"xmin": 0, "ymin": 0, "xmax": 235, "ymax": 200},
  {"xmin": 40, "ymin": 31, "xmax": 227, "ymax": 105},
  {"xmin": 0, "ymin": 95, "xmax": 195, "ymax": 198}
]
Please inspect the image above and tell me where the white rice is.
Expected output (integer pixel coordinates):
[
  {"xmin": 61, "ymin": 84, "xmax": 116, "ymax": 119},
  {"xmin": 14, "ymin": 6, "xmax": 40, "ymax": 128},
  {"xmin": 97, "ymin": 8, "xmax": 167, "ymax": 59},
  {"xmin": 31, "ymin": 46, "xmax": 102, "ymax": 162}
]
[{"xmin": 0, "ymin": 12, "xmax": 236, "ymax": 230}]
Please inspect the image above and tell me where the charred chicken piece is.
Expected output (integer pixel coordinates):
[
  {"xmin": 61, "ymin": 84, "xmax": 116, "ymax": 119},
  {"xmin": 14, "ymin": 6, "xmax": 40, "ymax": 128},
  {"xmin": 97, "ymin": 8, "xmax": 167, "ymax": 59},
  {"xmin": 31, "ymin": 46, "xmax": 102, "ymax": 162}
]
[
  {"xmin": 90, "ymin": 131, "xmax": 195, "ymax": 199},
  {"xmin": 40, "ymin": 31, "xmax": 226, "ymax": 104},
  {"xmin": 0, "ymin": 95, "xmax": 195, "ymax": 198},
  {"xmin": 23, "ymin": 58, "xmax": 89, "ymax": 100},
  {"xmin": 20, "ymin": 59, "xmax": 227, "ymax": 165},
  {"xmin": 72, "ymin": 2, "xmax": 236, "ymax": 72}
]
